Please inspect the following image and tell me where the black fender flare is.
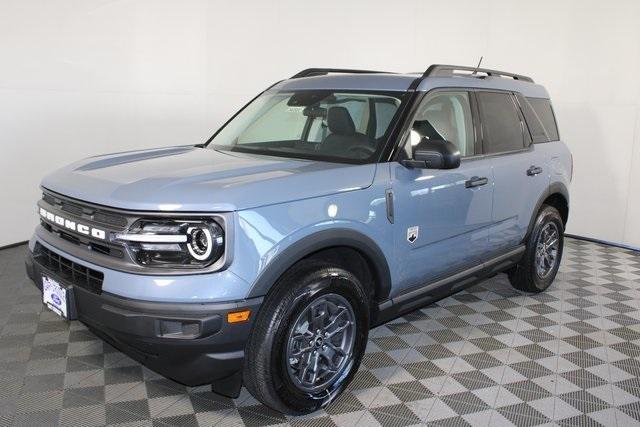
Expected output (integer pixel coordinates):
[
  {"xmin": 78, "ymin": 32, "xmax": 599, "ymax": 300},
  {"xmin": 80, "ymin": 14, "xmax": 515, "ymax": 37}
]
[
  {"xmin": 246, "ymin": 228, "xmax": 392, "ymax": 301},
  {"xmin": 526, "ymin": 181, "xmax": 570, "ymax": 238}
]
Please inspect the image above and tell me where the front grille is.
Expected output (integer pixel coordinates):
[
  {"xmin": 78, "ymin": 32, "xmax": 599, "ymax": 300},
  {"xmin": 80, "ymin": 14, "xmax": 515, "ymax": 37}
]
[
  {"xmin": 40, "ymin": 190, "xmax": 130, "ymax": 260},
  {"xmin": 34, "ymin": 243, "xmax": 104, "ymax": 295},
  {"xmin": 40, "ymin": 220, "xmax": 125, "ymax": 259},
  {"xmin": 61, "ymin": 203, "xmax": 84, "ymax": 217},
  {"xmin": 42, "ymin": 193, "xmax": 57, "ymax": 206},
  {"xmin": 93, "ymin": 212, "xmax": 127, "ymax": 227},
  {"xmin": 42, "ymin": 190, "xmax": 128, "ymax": 228}
]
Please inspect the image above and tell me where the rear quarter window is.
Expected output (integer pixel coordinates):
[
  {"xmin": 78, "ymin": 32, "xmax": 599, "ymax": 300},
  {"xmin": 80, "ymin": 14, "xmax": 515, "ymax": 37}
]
[{"xmin": 524, "ymin": 97, "xmax": 560, "ymax": 142}]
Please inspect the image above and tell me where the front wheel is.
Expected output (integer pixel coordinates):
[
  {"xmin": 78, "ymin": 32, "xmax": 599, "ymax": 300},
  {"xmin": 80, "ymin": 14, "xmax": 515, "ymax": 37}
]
[
  {"xmin": 509, "ymin": 205, "xmax": 564, "ymax": 292},
  {"xmin": 243, "ymin": 260, "xmax": 369, "ymax": 414}
]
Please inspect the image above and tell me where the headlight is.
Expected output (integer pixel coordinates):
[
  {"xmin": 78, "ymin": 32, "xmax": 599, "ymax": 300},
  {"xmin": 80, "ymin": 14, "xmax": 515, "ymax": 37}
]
[{"xmin": 114, "ymin": 219, "xmax": 224, "ymax": 269}]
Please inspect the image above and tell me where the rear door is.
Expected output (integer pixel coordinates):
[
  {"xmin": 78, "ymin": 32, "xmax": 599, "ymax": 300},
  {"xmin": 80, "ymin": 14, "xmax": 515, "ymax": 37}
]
[
  {"xmin": 390, "ymin": 90, "xmax": 493, "ymax": 296},
  {"xmin": 476, "ymin": 91, "xmax": 549, "ymax": 256}
]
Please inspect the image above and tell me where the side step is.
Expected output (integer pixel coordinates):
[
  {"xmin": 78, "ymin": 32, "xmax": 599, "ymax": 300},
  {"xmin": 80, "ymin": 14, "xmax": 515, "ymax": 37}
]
[{"xmin": 374, "ymin": 246, "xmax": 525, "ymax": 325}]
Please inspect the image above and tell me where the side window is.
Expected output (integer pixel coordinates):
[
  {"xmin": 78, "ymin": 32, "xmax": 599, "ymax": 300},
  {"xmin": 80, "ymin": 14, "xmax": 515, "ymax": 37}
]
[
  {"xmin": 477, "ymin": 92, "xmax": 524, "ymax": 153},
  {"xmin": 516, "ymin": 94, "xmax": 549, "ymax": 143},
  {"xmin": 405, "ymin": 91, "xmax": 475, "ymax": 157},
  {"xmin": 526, "ymin": 97, "xmax": 559, "ymax": 141}
]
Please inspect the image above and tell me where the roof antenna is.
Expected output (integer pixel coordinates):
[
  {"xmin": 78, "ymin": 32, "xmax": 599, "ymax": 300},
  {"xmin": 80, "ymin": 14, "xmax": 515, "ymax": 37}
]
[{"xmin": 471, "ymin": 56, "xmax": 483, "ymax": 75}]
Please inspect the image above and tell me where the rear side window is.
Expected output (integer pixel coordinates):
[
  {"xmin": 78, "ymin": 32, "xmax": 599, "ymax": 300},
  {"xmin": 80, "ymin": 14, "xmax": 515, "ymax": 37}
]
[
  {"xmin": 526, "ymin": 97, "xmax": 559, "ymax": 141},
  {"xmin": 516, "ymin": 94, "xmax": 548, "ymax": 143},
  {"xmin": 477, "ymin": 92, "xmax": 524, "ymax": 153}
]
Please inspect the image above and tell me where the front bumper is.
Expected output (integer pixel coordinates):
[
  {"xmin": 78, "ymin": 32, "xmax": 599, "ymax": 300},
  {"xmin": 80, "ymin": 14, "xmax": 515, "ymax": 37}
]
[{"xmin": 26, "ymin": 245, "xmax": 261, "ymax": 396}]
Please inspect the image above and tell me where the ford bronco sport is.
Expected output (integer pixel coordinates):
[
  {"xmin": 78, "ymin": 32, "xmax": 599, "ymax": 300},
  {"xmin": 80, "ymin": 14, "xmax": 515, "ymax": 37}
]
[{"xmin": 26, "ymin": 64, "xmax": 571, "ymax": 414}]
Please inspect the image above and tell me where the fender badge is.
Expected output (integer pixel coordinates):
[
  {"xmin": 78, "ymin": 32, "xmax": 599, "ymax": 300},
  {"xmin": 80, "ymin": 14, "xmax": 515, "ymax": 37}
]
[{"xmin": 407, "ymin": 226, "xmax": 419, "ymax": 243}]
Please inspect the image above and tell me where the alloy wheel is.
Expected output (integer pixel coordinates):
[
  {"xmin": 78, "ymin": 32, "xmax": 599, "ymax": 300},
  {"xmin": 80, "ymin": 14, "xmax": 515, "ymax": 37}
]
[
  {"xmin": 285, "ymin": 293, "xmax": 356, "ymax": 393},
  {"xmin": 535, "ymin": 222, "xmax": 560, "ymax": 279}
]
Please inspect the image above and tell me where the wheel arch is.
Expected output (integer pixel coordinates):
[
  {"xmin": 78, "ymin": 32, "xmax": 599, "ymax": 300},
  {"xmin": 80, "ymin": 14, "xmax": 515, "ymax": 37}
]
[
  {"xmin": 246, "ymin": 229, "xmax": 392, "ymax": 305},
  {"xmin": 527, "ymin": 182, "xmax": 569, "ymax": 238}
]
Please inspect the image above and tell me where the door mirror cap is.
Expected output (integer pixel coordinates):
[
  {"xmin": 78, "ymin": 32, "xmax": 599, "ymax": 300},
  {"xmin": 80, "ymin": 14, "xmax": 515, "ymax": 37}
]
[{"xmin": 403, "ymin": 139, "xmax": 461, "ymax": 169}]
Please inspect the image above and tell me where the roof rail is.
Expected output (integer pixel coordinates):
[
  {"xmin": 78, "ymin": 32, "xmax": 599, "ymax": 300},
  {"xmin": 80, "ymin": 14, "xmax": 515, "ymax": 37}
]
[
  {"xmin": 291, "ymin": 68, "xmax": 392, "ymax": 79},
  {"xmin": 423, "ymin": 64, "xmax": 534, "ymax": 83}
]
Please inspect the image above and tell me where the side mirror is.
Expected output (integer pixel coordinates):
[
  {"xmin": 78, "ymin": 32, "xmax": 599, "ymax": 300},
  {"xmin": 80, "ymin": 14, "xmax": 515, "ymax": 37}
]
[{"xmin": 402, "ymin": 139, "xmax": 461, "ymax": 169}]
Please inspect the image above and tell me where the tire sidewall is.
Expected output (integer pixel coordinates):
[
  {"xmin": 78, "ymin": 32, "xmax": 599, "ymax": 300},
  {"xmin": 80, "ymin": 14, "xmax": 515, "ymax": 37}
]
[{"xmin": 255, "ymin": 265, "xmax": 369, "ymax": 414}]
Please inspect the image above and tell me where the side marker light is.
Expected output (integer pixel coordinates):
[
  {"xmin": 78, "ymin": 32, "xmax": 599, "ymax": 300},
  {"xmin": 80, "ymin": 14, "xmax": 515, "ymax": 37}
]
[{"xmin": 227, "ymin": 310, "xmax": 251, "ymax": 323}]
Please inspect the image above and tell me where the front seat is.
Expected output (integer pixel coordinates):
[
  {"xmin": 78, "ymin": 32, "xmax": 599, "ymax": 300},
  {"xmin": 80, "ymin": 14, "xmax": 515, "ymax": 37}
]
[
  {"xmin": 424, "ymin": 103, "xmax": 456, "ymax": 143},
  {"xmin": 321, "ymin": 106, "xmax": 371, "ymax": 155}
]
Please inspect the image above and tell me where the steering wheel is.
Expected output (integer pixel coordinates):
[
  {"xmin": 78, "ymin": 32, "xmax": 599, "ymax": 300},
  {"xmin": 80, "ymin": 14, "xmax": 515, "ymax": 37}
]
[{"xmin": 347, "ymin": 145, "xmax": 376, "ymax": 157}]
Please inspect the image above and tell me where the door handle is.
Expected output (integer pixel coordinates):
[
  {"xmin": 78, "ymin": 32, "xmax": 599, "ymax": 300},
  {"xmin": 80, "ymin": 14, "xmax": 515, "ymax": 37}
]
[
  {"xmin": 527, "ymin": 166, "xmax": 543, "ymax": 176},
  {"xmin": 465, "ymin": 176, "xmax": 488, "ymax": 188}
]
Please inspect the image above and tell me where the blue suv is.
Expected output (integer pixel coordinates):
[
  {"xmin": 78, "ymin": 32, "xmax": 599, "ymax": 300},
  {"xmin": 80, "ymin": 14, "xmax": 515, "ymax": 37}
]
[{"xmin": 25, "ymin": 64, "xmax": 572, "ymax": 414}]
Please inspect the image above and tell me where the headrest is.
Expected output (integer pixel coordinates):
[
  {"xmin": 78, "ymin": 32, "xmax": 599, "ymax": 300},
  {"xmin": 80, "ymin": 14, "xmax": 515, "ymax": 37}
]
[{"xmin": 327, "ymin": 106, "xmax": 356, "ymax": 135}]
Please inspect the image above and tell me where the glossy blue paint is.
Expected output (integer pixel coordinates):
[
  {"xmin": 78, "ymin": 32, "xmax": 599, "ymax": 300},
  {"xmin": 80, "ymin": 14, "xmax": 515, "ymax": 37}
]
[
  {"xmin": 29, "ymin": 235, "xmax": 251, "ymax": 302},
  {"xmin": 487, "ymin": 147, "xmax": 550, "ymax": 256},
  {"xmin": 30, "ymin": 71, "xmax": 572, "ymax": 305},
  {"xmin": 230, "ymin": 164, "xmax": 395, "ymax": 288},
  {"xmin": 547, "ymin": 142, "xmax": 573, "ymax": 190},
  {"xmin": 41, "ymin": 147, "xmax": 375, "ymax": 212},
  {"xmin": 390, "ymin": 157, "xmax": 494, "ymax": 297}
]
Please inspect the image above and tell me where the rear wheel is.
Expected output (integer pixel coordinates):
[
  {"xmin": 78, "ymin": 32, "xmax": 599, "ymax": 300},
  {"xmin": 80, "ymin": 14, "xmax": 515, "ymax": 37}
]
[
  {"xmin": 509, "ymin": 205, "xmax": 564, "ymax": 292},
  {"xmin": 243, "ymin": 260, "xmax": 369, "ymax": 415}
]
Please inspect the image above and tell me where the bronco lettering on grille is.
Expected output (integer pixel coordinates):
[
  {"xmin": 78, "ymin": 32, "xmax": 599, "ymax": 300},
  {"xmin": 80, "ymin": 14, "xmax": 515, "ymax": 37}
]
[{"xmin": 39, "ymin": 207, "xmax": 106, "ymax": 240}]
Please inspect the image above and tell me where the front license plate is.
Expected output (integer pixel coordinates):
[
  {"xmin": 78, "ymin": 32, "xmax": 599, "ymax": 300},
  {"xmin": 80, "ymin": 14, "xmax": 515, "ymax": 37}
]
[{"xmin": 42, "ymin": 275, "xmax": 69, "ymax": 319}]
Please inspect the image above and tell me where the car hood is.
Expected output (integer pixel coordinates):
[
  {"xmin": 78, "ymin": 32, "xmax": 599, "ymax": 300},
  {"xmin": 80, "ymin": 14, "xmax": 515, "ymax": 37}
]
[{"xmin": 41, "ymin": 146, "xmax": 376, "ymax": 212}]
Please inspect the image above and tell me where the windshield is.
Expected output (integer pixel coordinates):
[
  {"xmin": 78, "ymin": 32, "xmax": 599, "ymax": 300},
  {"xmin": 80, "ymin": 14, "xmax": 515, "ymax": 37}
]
[{"xmin": 208, "ymin": 90, "xmax": 406, "ymax": 163}]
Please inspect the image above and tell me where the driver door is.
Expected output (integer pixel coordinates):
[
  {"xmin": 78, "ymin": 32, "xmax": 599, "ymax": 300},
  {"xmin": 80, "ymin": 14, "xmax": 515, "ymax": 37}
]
[{"xmin": 390, "ymin": 90, "xmax": 494, "ymax": 297}]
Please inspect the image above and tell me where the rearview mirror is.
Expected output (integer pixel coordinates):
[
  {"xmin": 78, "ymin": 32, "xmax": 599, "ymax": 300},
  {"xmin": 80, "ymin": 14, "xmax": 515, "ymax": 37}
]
[{"xmin": 402, "ymin": 139, "xmax": 461, "ymax": 169}]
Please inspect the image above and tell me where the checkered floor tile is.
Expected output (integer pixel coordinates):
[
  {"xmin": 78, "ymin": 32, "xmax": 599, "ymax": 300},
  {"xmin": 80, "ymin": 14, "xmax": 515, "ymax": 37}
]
[{"xmin": 2, "ymin": 238, "xmax": 640, "ymax": 426}]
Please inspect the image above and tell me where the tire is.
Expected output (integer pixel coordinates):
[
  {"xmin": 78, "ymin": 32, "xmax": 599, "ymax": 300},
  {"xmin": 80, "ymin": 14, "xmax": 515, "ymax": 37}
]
[
  {"xmin": 243, "ymin": 259, "xmax": 370, "ymax": 415},
  {"xmin": 509, "ymin": 205, "xmax": 564, "ymax": 292}
]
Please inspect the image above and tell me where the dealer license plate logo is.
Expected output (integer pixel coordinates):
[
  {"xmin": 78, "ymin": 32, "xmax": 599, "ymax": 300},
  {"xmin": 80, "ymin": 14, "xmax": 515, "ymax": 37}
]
[{"xmin": 42, "ymin": 276, "xmax": 68, "ymax": 318}]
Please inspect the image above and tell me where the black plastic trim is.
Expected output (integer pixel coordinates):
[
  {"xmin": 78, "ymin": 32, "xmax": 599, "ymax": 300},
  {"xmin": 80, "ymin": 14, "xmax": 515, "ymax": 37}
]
[
  {"xmin": 465, "ymin": 176, "xmax": 489, "ymax": 188},
  {"xmin": 469, "ymin": 90, "xmax": 484, "ymax": 155},
  {"xmin": 385, "ymin": 189, "xmax": 394, "ymax": 224},
  {"xmin": 246, "ymin": 228, "xmax": 392, "ymax": 302},
  {"xmin": 374, "ymin": 245, "xmax": 525, "ymax": 325},
  {"xmin": 291, "ymin": 68, "xmax": 393, "ymax": 79},
  {"xmin": 424, "ymin": 64, "xmax": 534, "ymax": 83},
  {"xmin": 525, "ymin": 182, "xmax": 570, "ymax": 240},
  {"xmin": 26, "ymin": 249, "xmax": 261, "ymax": 393}
]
